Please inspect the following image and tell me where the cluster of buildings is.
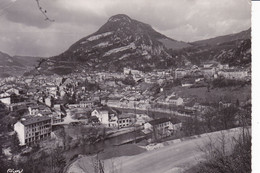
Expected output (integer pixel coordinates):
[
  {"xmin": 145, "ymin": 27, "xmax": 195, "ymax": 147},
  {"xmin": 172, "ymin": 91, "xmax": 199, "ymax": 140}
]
[
  {"xmin": 175, "ymin": 62, "xmax": 250, "ymax": 81},
  {"xmin": 0, "ymin": 62, "xmax": 250, "ymax": 146}
]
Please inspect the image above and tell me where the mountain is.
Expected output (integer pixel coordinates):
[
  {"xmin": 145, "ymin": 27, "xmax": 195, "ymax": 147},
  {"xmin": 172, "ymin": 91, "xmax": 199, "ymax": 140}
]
[
  {"xmin": 13, "ymin": 55, "xmax": 43, "ymax": 67},
  {"xmin": 38, "ymin": 14, "xmax": 191, "ymax": 75},
  {"xmin": 0, "ymin": 51, "xmax": 44, "ymax": 77},
  {"xmin": 168, "ymin": 28, "xmax": 251, "ymax": 67},
  {"xmin": 192, "ymin": 28, "xmax": 251, "ymax": 46},
  {"xmin": 0, "ymin": 51, "xmax": 25, "ymax": 77},
  {"xmin": 0, "ymin": 51, "xmax": 24, "ymax": 67},
  {"xmin": 36, "ymin": 14, "xmax": 250, "ymax": 75}
]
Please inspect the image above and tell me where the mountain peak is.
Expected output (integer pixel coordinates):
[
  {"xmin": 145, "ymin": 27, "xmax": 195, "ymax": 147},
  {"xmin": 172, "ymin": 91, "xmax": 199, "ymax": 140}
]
[
  {"xmin": 37, "ymin": 14, "xmax": 193, "ymax": 74},
  {"xmin": 108, "ymin": 14, "xmax": 132, "ymax": 23}
]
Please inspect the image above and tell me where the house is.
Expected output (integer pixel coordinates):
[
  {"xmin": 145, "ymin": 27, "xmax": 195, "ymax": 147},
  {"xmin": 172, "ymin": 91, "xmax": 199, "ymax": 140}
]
[
  {"xmin": 145, "ymin": 76, "xmax": 158, "ymax": 84},
  {"xmin": 126, "ymin": 68, "xmax": 143, "ymax": 76},
  {"xmin": 195, "ymin": 77, "xmax": 204, "ymax": 83},
  {"xmin": 144, "ymin": 118, "xmax": 182, "ymax": 140},
  {"xmin": 202, "ymin": 61, "xmax": 218, "ymax": 68},
  {"xmin": 133, "ymin": 74, "xmax": 143, "ymax": 82},
  {"xmin": 91, "ymin": 109, "xmax": 109, "ymax": 126},
  {"xmin": 218, "ymin": 64, "xmax": 229, "ymax": 69},
  {"xmin": 184, "ymin": 100, "xmax": 196, "ymax": 111},
  {"xmin": 14, "ymin": 116, "xmax": 52, "ymax": 146},
  {"xmin": 106, "ymin": 98, "xmax": 121, "ymax": 108},
  {"xmin": 175, "ymin": 68, "xmax": 187, "ymax": 79},
  {"xmin": 218, "ymin": 69, "xmax": 248, "ymax": 80},
  {"xmin": 124, "ymin": 67, "xmax": 137, "ymax": 75},
  {"xmin": 28, "ymin": 104, "xmax": 52, "ymax": 116},
  {"xmin": 181, "ymin": 79, "xmax": 195, "ymax": 87},
  {"xmin": 53, "ymin": 104, "xmax": 61, "ymax": 111},
  {"xmin": 203, "ymin": 63, "xmax": 214, "ymax": 68},
  {"xmin": 108, "ymin": 114, "xmax": 119, "ymax": 128},
  {"xmin": 28, "ymin": 105, "xmax": 40, "ymax": 115},
  {"xmin": 219, "ymin": 101, "xmax": 232, "ymax": 108},
  {"xmin": 79, "ymin": 100, "xmax": 93, "ymax": 108},
  {"xmin": 44, "ymin": 96, "xmax": 54, "ymax": 107},
  {"xmin": 89, "ymin": 116, "xmax": 100, "ymax": 125},
  {"xmin": 27, "ymin": 88, "xmax": 38, "ymax": 96},
  {"xmin": 136, "ymin": 114, "xmax": 153, "ymax": 126},
  {"xmin": 45, "ymin": 85, "xmax": 58, "ymax": 97},
  {"xmin": 117, "ymin": 113, "xmax": 136, "ymax": 128},
  {"xmin": 8, "ymin": 102, "xmax": 27, "ymax": 112},
  {"xmin": 24, "ymin": 77, "xmax": 33, "ymax": 84},
  {"xmin": 167, "ymin": 96, "xmax": 184, "ymax": 106},
  {"xmin": 201, "ymin": 67, "xmax": 216, "ymax": 78},
  {"xmin": 6, "ymin": 87, "xmax": 20, "ymax": 95},
  {"xmin": 0, "ymin": 92, "xmax": 11, "ymax": 105}
]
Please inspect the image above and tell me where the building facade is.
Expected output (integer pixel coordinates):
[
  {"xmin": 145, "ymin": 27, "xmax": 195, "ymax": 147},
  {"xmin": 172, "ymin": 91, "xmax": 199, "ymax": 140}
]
[
  {"xmin": 91, "ymin": 109, "xmax": 109, "ymax": 126},
  {"xmin": 144, "ymin": 118, "xmax": 182, "ymax": 141},
  {"xmin": 175, "ymin": 68, "xmax": 187, "ymax": 79},
  {"xmin": 14, "ymin": 116, "xmax": 52, "ymax": 146}
]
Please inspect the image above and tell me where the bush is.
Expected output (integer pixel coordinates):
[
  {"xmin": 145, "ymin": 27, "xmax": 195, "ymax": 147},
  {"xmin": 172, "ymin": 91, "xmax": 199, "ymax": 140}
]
[
  {"xmin": 122, "ymin": 76, "xmax": 136, "ymax": 86},
  {"xmin": 193, "ymin": 129, "xmax": 251, "ymax": 173}
]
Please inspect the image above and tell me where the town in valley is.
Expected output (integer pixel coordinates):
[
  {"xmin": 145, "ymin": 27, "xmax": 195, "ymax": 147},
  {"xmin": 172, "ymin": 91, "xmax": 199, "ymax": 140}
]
[{"xmin": 0, "ymin": 1, "xmax": 251, "ymax": 173}]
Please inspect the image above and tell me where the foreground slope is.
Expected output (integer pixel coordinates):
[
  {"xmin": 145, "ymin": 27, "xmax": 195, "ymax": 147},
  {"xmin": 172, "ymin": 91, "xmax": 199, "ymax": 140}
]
[{"xmin": 67, "ymin": 128, "xmax": 245, "ymax": 173}]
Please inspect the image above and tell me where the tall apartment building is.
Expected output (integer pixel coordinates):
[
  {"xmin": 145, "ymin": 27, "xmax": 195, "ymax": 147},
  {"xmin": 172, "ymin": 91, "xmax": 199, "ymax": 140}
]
[{"xmin": 14, "ymin": 116, "xmax": 52, "ymax": 146}]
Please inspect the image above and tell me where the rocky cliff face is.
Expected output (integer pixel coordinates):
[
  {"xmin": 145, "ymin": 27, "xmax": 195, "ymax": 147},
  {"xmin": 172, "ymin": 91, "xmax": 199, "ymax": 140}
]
[
  {"xmin": 34, "ymin": 15, "xmax": 250, "ymax": 75},
  {"xmin": 38, "ymin": 14, "xmax": 191, "ymax": 74}
]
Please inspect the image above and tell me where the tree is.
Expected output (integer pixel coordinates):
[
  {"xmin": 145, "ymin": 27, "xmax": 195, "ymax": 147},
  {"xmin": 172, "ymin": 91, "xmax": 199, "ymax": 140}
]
[
  {"xmin": 10, "ymin": 132, "xmax": 21, "ymax": 154},
  {"xmin": 236, "ymin": 99, "xmax": 240, "ymax": 107},
  {"xmin": 195, "ymin": 131, "xmax": 251, "ymax": 173},
  {"xmin": 182, "ymin": 114, "xmax": 202, "ymax": 137},
  {"xmin": 200, "ymin": 108, "xmax": 217, "ymax": 132},
  {"xmin": 50, "ymin": 147, "xmax": 66, "ymax": 173},
  {"xmin": 59, "ymin": 127, "xmax": 67, "ymax": 150},
  {"xmin": 218, "ymin": 106, "xmax": 238, "ymax": 130}
]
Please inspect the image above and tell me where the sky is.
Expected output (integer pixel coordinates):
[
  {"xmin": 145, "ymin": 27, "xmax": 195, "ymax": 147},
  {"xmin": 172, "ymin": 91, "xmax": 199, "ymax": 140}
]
[{"xmin": 0, "ymin": 0, "xmax": 251, "ymax": 57}]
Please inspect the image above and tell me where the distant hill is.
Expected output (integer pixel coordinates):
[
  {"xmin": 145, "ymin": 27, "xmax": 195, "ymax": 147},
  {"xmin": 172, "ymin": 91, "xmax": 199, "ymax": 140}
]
[
  {"xmin": 13, "ymin": 55, "xmax": 43, "ymax": 67},
  {"xmin": 192, "ymin": 28, "xmax": 251, "ymax": 46},
  {"xmin": 168, "ymin": 28, "xmax": 251, "ymax": 67},
  {"xmin": 0, "ymin": 51, "xmax": 24, "ymax": 67},
  {"xmin": 0, "ymin": 51, "xmax": 44, "ymax": 77}
]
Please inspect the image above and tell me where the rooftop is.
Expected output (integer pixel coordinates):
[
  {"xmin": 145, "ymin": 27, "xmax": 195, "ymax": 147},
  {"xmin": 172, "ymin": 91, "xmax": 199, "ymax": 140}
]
[
  {"xmin": 148, "ymin": 118, "xmax": 171, "ymax": 126},
  {"xmin": 20, "ymin": 116, "xmax": 51, "ymax": 126},
  {"xmin": 118, "ymin": 113, "xmax": 135, "ymax": 119}
]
